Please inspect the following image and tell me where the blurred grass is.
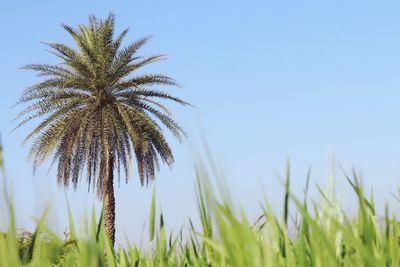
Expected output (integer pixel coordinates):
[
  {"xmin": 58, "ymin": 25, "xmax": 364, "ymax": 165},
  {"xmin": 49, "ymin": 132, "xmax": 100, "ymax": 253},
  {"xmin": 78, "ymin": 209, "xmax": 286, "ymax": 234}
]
[
  {"xmin": 0, "ymin": 134, "xmax": 4, "ymax": 174},
  {"xmin": 1, "ymin": 138, "xmax": 400, "ymax": 266}
]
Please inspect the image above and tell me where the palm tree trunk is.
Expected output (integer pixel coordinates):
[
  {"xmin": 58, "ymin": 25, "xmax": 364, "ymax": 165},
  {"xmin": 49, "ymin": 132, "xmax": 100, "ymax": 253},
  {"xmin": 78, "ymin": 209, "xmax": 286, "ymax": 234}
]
[{"xmin": 103, "ymin": 155, "xmax": 116, "ymax": 246}]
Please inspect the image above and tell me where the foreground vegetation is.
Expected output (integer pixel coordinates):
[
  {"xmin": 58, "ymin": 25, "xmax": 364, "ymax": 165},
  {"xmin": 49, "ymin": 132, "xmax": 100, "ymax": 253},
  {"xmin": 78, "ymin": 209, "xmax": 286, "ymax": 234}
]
[{"xmin": 1, "ymin": 152, "xmax": 400, "ymax": 266}]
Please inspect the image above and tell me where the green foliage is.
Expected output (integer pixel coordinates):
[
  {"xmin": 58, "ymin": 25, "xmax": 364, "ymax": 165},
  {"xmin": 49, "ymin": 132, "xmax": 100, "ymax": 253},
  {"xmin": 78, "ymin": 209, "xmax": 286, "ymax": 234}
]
[
  {"xmin": 1, "ymin": 158, "xmax": 400, "ymax": 266},
  {"xmin": 14, "ymin": 13, "xmax": 189, "ymax": 197}
]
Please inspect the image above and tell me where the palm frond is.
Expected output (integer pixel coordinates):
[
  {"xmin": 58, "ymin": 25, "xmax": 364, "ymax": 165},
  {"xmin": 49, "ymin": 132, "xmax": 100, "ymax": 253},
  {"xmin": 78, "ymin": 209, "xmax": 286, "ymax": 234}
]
[{"xmin": 15, "ymin": 14, "xmax": 189, "ymax": 196}]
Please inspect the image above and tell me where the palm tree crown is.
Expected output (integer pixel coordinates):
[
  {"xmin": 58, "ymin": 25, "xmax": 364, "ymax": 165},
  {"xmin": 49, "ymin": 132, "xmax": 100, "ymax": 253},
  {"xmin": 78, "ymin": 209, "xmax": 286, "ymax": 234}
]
[
  {"xmin": 16, "ymin": 14, "xmax": 188, "ymax": 197},
  {"xmin": 16, "ymin": 14, "xmax": 189, "ymax": 244}
]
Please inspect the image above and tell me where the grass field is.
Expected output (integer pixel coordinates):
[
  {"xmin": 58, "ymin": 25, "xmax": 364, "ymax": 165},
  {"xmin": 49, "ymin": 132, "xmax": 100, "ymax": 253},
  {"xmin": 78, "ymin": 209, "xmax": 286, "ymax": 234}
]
[{"xmin": 1, "ymin": 144, "xmax": 400, "ymax": 266}]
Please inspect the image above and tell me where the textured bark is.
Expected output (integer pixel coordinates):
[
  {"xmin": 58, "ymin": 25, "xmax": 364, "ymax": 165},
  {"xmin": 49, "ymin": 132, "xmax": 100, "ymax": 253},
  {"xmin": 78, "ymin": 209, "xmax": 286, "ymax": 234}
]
[{"xmin": 103, "ymin": 157, "xmax": 116, "ymax": 246}]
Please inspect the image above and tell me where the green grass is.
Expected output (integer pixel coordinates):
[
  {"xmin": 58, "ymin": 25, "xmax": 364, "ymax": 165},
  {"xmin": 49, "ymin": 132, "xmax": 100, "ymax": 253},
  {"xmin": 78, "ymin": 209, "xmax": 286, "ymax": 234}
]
[{"xmin": 1, "ymin": 143, "xmax": 400, "ymax": 266}]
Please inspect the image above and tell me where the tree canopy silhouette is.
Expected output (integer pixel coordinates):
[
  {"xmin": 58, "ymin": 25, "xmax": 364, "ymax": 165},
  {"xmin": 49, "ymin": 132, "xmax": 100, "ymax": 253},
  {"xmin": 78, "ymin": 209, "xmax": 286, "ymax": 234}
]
[{"xmin": 15, "ymin": 13, "xmax": 189, "ymax": 245}]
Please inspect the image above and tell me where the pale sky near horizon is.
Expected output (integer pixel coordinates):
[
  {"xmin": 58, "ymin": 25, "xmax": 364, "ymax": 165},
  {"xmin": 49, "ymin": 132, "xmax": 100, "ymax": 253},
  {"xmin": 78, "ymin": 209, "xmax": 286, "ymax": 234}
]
[{"xmin": 2, "ymin": 1, "xmax": 400, "ymax": 244}]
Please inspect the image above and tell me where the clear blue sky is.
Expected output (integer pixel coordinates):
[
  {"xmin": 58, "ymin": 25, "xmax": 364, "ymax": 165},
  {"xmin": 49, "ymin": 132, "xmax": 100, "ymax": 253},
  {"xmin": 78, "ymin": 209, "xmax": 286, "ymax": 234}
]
[{"xmin": 1, "ymin": 1, "xmax": 400, "ymax": 245}]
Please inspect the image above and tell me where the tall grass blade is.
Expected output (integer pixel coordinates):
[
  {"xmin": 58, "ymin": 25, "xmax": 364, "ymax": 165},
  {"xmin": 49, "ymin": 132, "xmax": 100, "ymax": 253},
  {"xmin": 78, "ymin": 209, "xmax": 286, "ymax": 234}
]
[{"xmin": 149, "ymin": 188, "xmax": 156, "ymax": 242}]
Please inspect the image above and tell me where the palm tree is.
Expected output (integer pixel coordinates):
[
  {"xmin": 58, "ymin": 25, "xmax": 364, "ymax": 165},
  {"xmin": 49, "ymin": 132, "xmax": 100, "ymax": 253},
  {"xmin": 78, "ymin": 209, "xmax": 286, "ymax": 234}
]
[{"xmin": 15, "ymin": 14, "xmax": 188, "ymax": 245}]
